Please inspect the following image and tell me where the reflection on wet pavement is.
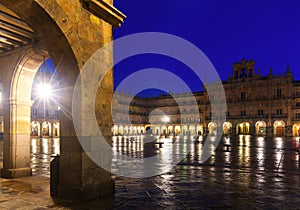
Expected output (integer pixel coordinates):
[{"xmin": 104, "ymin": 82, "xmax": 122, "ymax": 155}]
[
  {"xmin": 30, "ymin": 137, "xmax": 60, "ymax": 177},
  {"xmin": 0, "ymin": 135, "xmax": 300, "ymax": 208},
  {"xmin": 112, "ymin": 135, "xmax": 300, "ymax": 174}
]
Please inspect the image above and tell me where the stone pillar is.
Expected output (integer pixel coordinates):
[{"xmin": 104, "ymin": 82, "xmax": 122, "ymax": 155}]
[
  {"xmin": 266, "ymin": 126, "xmax": 273, "ymax": 137},
  {"xmin": 232, "ymin": 123, "xmax": 237, "ymax": 137},
  {"xmin": 56, "ymin": 69, "xmax": 115, "ymax": 200},
  {"xmin": 286, "ymin": 126, "xmax": 293, "ymax": 137},
  {"xmin": 250, "ymin": 124, "xmax": 255, "ymax": 135},
  {"xmin": 57, "ymin": 136, "xmax": 114, "ymax": 200},
  {"xmin": 1, "ymin": 99, "xmax": 33, "ymax": 178}
]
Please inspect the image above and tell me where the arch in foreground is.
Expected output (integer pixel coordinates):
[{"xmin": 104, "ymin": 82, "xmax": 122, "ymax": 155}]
[{"xmin": 0, "ymin": 0, "xmax": 125, "ymax": 200}]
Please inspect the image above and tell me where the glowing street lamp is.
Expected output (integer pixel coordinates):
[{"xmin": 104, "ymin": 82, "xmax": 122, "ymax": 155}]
[
  {"xmin": 162, "ymin": 115, "xmax": 170, "ymax": 135},
  {"xmin": 37, "ymin": 83, "xmax": 52, "ymax": 99},
  {"xmin": 162, "ymin": 115, "xmax": 170, "ymax": 124}
]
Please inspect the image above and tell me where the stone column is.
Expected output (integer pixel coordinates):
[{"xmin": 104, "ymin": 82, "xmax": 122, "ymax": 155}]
[
  {"xmin": 250, "ymin": 123, "xmax": 255, "ymax": 135},
  {"xmin": 56, "ymin": 70, "xmax": 115, "ymax": 200},
  {"xmin": 1, "ymin": 99, "xmax": 33, "ymax": 178},
  {"xmin": 285, "ymin": 126, "xmax": 293, "ymax": 137},
  {"xmin": 266, "ymin": 126, "xmax": 273, "ymax": 137}
]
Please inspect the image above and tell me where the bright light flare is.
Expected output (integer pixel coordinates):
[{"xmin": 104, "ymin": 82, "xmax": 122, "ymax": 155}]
[
  {"xmin": 162, "ymin": 115, "xmax": 170, "ymax": 123},
  {"xmin": 37, "ymin": 83, "xmax": 52, "ymax": 99}
]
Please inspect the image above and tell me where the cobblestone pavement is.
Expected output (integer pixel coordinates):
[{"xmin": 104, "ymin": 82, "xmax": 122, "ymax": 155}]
[{"xmin": 0, "ymin": 136, "xmax": 300, "ymax": 209}]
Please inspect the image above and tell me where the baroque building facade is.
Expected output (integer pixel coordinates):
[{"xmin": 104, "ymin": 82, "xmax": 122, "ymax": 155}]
[{"xmin": 112, "ymin": 59, "xmax": 300, "ymax": 137}]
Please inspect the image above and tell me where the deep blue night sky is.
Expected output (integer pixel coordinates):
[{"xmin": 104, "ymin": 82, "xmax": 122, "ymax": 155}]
[{"xmin": 113, "ymin": 1, "xmax": 300, "ymax": 95}]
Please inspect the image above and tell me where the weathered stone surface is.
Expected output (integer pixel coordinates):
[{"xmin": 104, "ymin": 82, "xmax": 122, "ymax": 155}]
[{"xmin": 0, "ymin": 0, "xmax": 125, "ymax": 200}]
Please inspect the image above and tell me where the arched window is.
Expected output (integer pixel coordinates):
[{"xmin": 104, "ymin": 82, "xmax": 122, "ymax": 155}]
[
  {"xmin": 234, "ymin": 71, "xmax": 238, "ymax": 79},
  {"xmin": 240, "ymin": 68, "xmax": 247, "ymax": 78},
  {"xmin": 249, "ymin": 69, "xmax": 253, "ymax": 77}
]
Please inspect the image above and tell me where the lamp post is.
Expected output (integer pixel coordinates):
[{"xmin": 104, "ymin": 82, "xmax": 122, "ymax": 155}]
[
  {"xmin": 37, "ymin": 83, "xmax": 52, "ymax": 137},
  {"xmin": 162, "ymin": 115, "xmax": 170, "ymax": 136}
]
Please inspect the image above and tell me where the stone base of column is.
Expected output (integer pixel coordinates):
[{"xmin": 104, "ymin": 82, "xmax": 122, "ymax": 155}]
[
  {"xmin": 57, "ymin": 178, "xmax": 115, "ymax": 200},
  {"xmin": 1, "ymin": 167, "xmax": 32, "ymax": 178}
]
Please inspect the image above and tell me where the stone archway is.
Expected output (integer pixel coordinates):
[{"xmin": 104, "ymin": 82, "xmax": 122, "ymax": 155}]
[
  {"xmin": 223, "ymin": 122, "xmax": 232, "ymax": 136},
  {"xmin": 0, "ymin": 0, "xmax": 125, "ymax": 200},
  {"xmin": 53, "ymin": 122, "xmax": 60, "ymax": 137},
  {"xmin": 175, "ymin": 125, "xmax": 181, "ymax": 135},
  {"xmin": 274, "ymin": 121, "xmax": 285, "ymax": 136},
  {"xmin": 293, "ymin": 124, "xmax": 300, "ymax": 137},
  {"xmin": 255, "ymin": 121, "xmax": 266, "ymax": 136},
  {"xmin": 236, "ymin": 122, "xmax": 251, "ymax": 135},
  {"xmin": 41, "ymin": 121, "xmax": 52, "ymax": 137},
  {"xmin": 208, "ymin": 122, "xmax": 217, "ymax": 135},
  {"xmin": 31, "ymin": 121, "xmax": 40, "ymax": 137}
]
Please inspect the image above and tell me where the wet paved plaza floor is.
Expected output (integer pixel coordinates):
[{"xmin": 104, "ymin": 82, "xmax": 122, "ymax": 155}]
[{"xmin": 0, "ymin": 135, "xmax": 300, "ymax": 209}]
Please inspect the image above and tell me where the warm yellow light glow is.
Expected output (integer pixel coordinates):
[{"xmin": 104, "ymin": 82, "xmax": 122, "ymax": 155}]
[
  {"xmin": 37, "ymin": 83, "xmax": 52, "ymax": 99},
  {"xmin": 162, "ymin": 115, "xmax": 170, "ymax": 123}
]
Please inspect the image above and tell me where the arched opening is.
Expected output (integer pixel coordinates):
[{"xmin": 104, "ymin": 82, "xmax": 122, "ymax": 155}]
[
  {"xmin": 0, "ymin": 116, "xmax": 3, "ymax": 138},
  {"xmin": 31, "ymin": 121, "xmax": 40, "ymax": 137},
  {"xmin": 236, "ymin": 122, "xmax": 251, "ymax": 135},
  {"xmin": 208, "ymin": 122, "xmax": 217, "ymax": 135},
  {"xmin": 196, "ymin": 125, "xmax": 203, "ymax": 135},
  {"xmin": 133, "ymin": 126, "xmax": 137, "ymax": 135},
  {"xmin": 189, "ymin": 125, "xmax": 195, "ymax": 135},
  {"xmin": 129, "ymin": 126, "xmax": 134, "ymax": 135},
  {"xmin": 175, "ymin": 125, "xmax": 181, "ymax": 136},
  {"xmin": 52, "ymin": 122, "xmax": 60, "ymax": 137},
  {"xmin": 155, "ymin": 126, "xmax": 160, "ymax": 135},
  {"xmin": 41, "ymin": 121, "xmax": 51, "ymax": 137},
  {"xmin": 145, "ymin": 126, "xmax": 152, "ymax": 134},
  {"xmin": 137, "ymin": 126, "xmax": 141, "ymax": 134},
  {"xmin": 168, "ymin": 125, "xmax": 173, "ymax": 135},
  {"xmin": 182, "ymin": 125, "xmax": 188, "ymax": 135},
  {"xmin": 223, "ymin": 122, "xmax": 232, "ymax": 136},
  {"xmin": 119, "ymin": 126, "xmax": 124, "ymax": 135},
  {"xmin": 140, "ymin": 127, "xmax": 145, "ymax": 134},
  {"xmin": 0, "ymin": 0, "xmax": 120, "ymax": 200},
  {"xmin": 274, "ymin": 121, "xmax": 285, "ymax": 136},
  {"xmin": 293, "ymin": 124, "xmax": 300, "ymax": 136},
  {"xmin": 124, "ymin": 126, "xmax": 129, "ymax": 135},
  {"xmin": 161, "ymin": 125, "xmax": 167, "ymax": 135},
  {"xmin": 0, "ymin": 1, "xmax": 80, "ymax": 181},
  {"xmin": 255, "ymin": 121, "xmax": 266, "ymax": 136},
  {"xmin": 113, "ymin": 125, "xmax": 118, "ymax": 135}
]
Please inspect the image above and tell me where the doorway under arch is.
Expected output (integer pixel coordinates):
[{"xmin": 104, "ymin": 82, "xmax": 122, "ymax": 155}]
[
  {"xmin": 208, "ymin": 122, "xmax": 217, "ymax": 135},
  {"xmin": 255, "ymin": 121, "xmax": 266, "ymax": 136},
  {"xmin": 293, "ymin": 124, "xmax": 300, "ymax": 136},
  {"xmin": 223, "ymin": 122, "xmax": 232, "ymax": 135},
  {"xmin": 236, "ymin": 122, "xmax": 251, "ymax": 135},
  {"xmin": 196, "ymin": 125, "xmax": 203, "ymax": 135},
  {"xmin": 0, "ymin": 0, "xmax": 121, "ymax": 200},
  {"xmin": 189, "ymin": 125, "xmax": 196, "ymax": 135},
  {"xmin": 31, "ymin": 121, "xmax": 40, "ymax": 136},
  {"xmin": 53, "ymin": 122, "xmax": 60, "ymax": 137},
  {"xmin": 41, "ymin": 121, "xmax": 51, "ymax": 137},
  {"xmin": 274, "ymin": 121, "xmax": 285, "ymax": 136},
  {"xmin": 175, "ymin": 125, "xmax": 181, "ymax": 135}
]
